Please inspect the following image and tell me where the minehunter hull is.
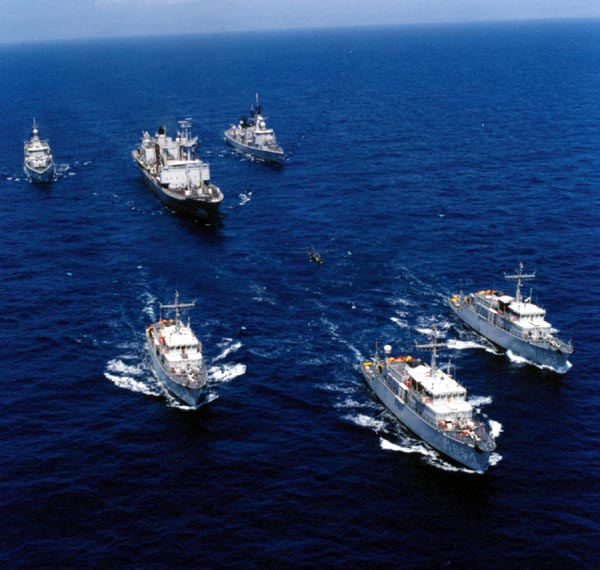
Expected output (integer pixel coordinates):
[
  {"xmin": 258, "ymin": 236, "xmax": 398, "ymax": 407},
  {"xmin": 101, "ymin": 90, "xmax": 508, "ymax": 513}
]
[
  {"xmin": 224, "ymin": 132, "xmax": 283, "ymax": 164},
  {"xmin": 138, "ymin": 167, "xmax": 220, "ymax": 223},
  {"xmin": 362, "ymin": 367, "xmax": 492, "ymax": 472},
  {"xmin": 24, "ymin": 163, "xmax": 54, "ymax": 184},
  {"xmin": 449, "ymin": 302, "xmax": 570, "ymax": 372},
  {"xmin": 146, "ymin": 335, "xmax": 207, "ymax": 409}
]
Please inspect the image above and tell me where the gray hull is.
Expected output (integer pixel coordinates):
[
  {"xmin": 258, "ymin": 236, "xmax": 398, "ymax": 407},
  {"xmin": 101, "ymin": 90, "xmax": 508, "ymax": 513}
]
[
  {"xmin": 224, "ymin": 132, "xmax": 283, "ymax": 164},
  {"xmin": 450, "ymin": 302, "xmax": 570, "ymax": 371},
  {"xmin": 364, "ymin": 370, "xmax": 492, "ymax": 472},
  {"xmin": 138, "ymin": 168, "xmax": 220, "ymax": 223},
  {"xmin": 24, "ymin": 163, "xmax": 54, "ymax": 184},
  {"xmin": 146, "ymin": 338, "xmax": 207, "ymax": 408}
]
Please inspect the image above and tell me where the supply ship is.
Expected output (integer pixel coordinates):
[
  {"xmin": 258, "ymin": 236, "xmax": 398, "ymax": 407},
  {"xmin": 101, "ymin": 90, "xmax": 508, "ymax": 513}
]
[
  {"xmin": 23, "ymin": 120, "xmax": 55, "ymax": 184},
  {"xmin": 146, "ymin": 292, "xmax": 209, "ymax": 409},
  {"xmin": 224, "ymin": 95, "xmax": 284, "ymax": 163},
  {"xmin": 360, "ymin": 335, "xmax": 497, "ymax": 472},
  {"xmin": 133, "ymin": 119, "xmax": 223, "ymax": 222},
  {"xmin": 449, "ymin": 263, "xmax": 573, "ymax": 372}
]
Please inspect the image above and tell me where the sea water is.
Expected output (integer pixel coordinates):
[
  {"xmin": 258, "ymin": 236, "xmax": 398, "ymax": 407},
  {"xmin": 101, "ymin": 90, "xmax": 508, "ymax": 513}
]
[{"xmin": 1, "ymin": 20, "xmax": 599, "ymax": 568}]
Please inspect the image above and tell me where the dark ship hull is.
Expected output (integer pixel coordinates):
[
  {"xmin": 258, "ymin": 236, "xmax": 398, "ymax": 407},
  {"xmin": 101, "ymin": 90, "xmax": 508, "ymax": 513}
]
[{"xmin": 137, "ymin": 162, "xmax": 221, "ymax": 224}]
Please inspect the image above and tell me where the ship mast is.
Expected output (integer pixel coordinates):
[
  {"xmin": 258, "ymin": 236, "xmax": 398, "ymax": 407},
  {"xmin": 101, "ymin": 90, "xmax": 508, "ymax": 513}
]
[
  {"xmin": 255, "ymin": 93, "xmax": 262, "ymax": 116},
  {"xmin": 160, "ymin": 291, "xmax": 196, "ymax": 332},
  {"xmin": 504, "ymin": 262, "xmax": 535, "ymax": 303},
  {"xmin": 177, "ymin": 118, "xmax": 195, "ymax": 161},
  {"xmin": 414, "ymin": 328, "xmax": 447, "ymax": 376}
]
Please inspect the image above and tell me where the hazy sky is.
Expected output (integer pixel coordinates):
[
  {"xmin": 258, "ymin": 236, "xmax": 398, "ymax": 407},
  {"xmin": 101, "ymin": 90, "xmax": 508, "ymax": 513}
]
[{"xmin": 2, "ymin": 0, "xmax": 599, "ymax": 44}]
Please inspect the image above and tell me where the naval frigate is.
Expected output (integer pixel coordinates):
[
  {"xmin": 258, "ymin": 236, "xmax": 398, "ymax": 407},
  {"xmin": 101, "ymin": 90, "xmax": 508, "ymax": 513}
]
[
  {"xmin": 449, "ymin": 263, "xmax": 573, "ymax": 372},
  {"xmin": 360, "ymin": 335, "xmax": 497, "ymax": 472},
  {"xmin": 224, "ymin": 94, "xmax": 284, "ymax": 164},
  {"xmin": 23, "ymin": 119, "xmax": 55, "ymax": 184}
]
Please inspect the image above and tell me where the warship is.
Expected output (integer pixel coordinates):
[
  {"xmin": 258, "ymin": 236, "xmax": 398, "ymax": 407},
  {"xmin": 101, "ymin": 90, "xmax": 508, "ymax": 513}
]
[
  {"xmin": 360, "ymin": 335, "xmax": 497, "ymax": 472},
  {"xmin": 146, "ymin": 292, "xmax": 209, "ymax": 409},
  {"xmin": 224, "ymin": 94, "xmax": 284, "ymax": 163},
  {"xmin": 23, "ymin": 120, "xmax": 55, "ymax": 184},
  {"xmin": 449, "ymin": 263, "xmax": 573, "ymax": 372},
  {"xmin": 133, "ymin": 119, "xmax": 223, "ymax": 222}
]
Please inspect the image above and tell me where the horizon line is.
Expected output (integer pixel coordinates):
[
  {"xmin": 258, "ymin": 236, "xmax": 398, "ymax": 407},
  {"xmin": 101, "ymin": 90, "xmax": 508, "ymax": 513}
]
[{"xmin": 1, "ymin": 15, "xmax": 599, "ymax": 47}]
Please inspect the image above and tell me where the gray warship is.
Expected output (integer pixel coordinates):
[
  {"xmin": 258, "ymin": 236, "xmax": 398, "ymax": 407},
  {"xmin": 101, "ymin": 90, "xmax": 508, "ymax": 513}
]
[
  {"xmin": 360, "ymin": 335, "xmax": 497, "ymax": 472},
  {"xmin": 224, "ymin": 94, "xmax": 284, "ymax": 163},
  {"xmin": 133, "ymin": 119, "xmax": 223, "ymax": 223},
  {"xmin": 146, "ymin": 292, "xmax": 209, "ymax": 409},
  {"xmin": 449, "ymin": 263, "xmax": 573, "ymax": 372},
  {"xmin": 23, "ymin": 119, "xmax": 55, "ymax": 184}
]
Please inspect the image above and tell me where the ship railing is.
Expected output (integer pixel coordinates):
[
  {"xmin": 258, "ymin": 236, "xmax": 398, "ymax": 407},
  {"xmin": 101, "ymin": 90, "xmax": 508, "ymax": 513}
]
[
  {"xmin": 403, "ymin": 395, "xmax": 494, "ymax": 447},
  {"xmin": 502, "ymin": 322, "xmax": 572, "ymax": 351},
  {"xmin": 193, "ymin": 184, "xmax": 222, "ymax": 200},
  {"xmin": 470, "ymin": 305, "xmax": 572, "ymax": 352},
  {"xmin": 548, "ymin": 336, "xmax": 573, "ymax": 353}
]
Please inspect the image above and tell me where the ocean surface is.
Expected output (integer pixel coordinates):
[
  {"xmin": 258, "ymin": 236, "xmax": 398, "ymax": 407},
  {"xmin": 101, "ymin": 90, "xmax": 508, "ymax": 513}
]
[{"xmin": 1, "ymin": 19, "xmax": 599, "ymax": 569}]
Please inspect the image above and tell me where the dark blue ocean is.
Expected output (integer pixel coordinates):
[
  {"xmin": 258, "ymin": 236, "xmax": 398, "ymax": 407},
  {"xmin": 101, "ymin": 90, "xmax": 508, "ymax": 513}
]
[{"xmin": 1, "ymin": 19, "xmax": 599, "ymax": 569}]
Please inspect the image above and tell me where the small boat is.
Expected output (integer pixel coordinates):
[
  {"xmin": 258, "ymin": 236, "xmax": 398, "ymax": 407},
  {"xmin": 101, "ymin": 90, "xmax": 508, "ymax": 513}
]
[
  {"xmin": 449, "ymin": 263, "xmax": 573, "ymax": 372},
  {"xmin": 307, "ymin": 247, "xmax": 323, "ymax": 265},
  {"xmin": 23, "ymin": 119, "xmax": 55, "ymax": 184},
  {"xmin": 133, "ymin": 119, "xmax": 223, "ymax": 223},
  {"xmin": 360, "ymin": 333, "xmax": 497, "ymax": 472},
  {"xmin": 146, "ymin": 292, "xmax": 209, "ymax": 408},
  {"xmin": 224, "ymin": 94, "xmax": 284, "ymax": 163}
]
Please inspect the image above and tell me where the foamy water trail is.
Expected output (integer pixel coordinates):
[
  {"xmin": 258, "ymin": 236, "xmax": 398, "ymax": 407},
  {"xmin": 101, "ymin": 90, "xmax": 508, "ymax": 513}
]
[
  {"xmin": 321, "ymin": 316, "xmax": 340, "ymax": 340},
  {"xmin": 345, "ymin": 342, "xmax": 363, "ymax": 363},
  {"xmin": 380, "ymin": 436, "xmax": 485, "ymax": 474},
  {"xmin": 390, "ymin": 316, "xmax": 410, "ymax": 329},
  {"xmin": 141, "ymin": 291, "xmax": 158, "ymax": 320},
  {"xmin": 335, "ymin": 396, "xmax": 362, "ymax": 410},
  {"xmin": 387, "ymin": 295, "xmax": 417, "ymax": 308},
  {"xmin": 106, "ymin": 358, "xmax": 144, "ymax": 376},
  {"xmin": 208, "ymin": 362, "xmax": 246, "ymax": 384},
  {"xmin": 380, "ymin": 436, "xmax": 433, "ymax": 457},
  {"xmin": 489, "ymin": 420, "xmax": 504, "ymax": 439},
  {"xmin": 213, "ymin": 340, "xmax": 242, "ymax": 362},
  {"xmin": 448, "ymin": 336, "xmax": 500, "ymax": 355},
  {"xmin": 104, "ymin": 356, "xmax": 161, "ymax": 398},
  {"xmin": 105, "ymin": 373, "xmax": 160, "ymax": 396},
  {"xmin": 489, "ymin": 452, "xmax": 503, "ymax": 467},
  {"xmin": 250, "ymin": 283, "xmax": 277, "ymax": 305},
  {"xmin": 505, "ymin": 350, "xmax": 529, "ymax": 365},
  {"xmin": 56, "ymin": 163, "xmax": 71, "ymax": 175},
  {"xmin": 447, "ymin": 338, "xmax": 486, "ymax": 351},
  {"xmin": 239, "ymin": 192, "xmax": 252, "ymax": 205},
  {"xmin": 318, "ymin": 382, "xmax": 359, "ymax": 395},
  {"xmin": 344, "ymin": 413, "xmax": 387, "ymax": 433},
  {"xmin": 468, "ymin": 395, "xmax": 493, "ymax": 407},
  {"xmin": 507, "ymin": 350, "xmax": 572, "ymax": 374}
]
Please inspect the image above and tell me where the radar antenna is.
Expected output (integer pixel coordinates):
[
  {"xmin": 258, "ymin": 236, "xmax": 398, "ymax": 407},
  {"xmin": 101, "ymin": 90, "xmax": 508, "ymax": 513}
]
[
  {"xmin": 414, "ymin": 327, "xmax": 447, "ymax": 375},
  {"xmin": 504, "ymin": 261, "xmax": 535, "ymax": 303},
  {"xmin": 160, "ymin": 291, "xmax": 196, "ymax": 332}
]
